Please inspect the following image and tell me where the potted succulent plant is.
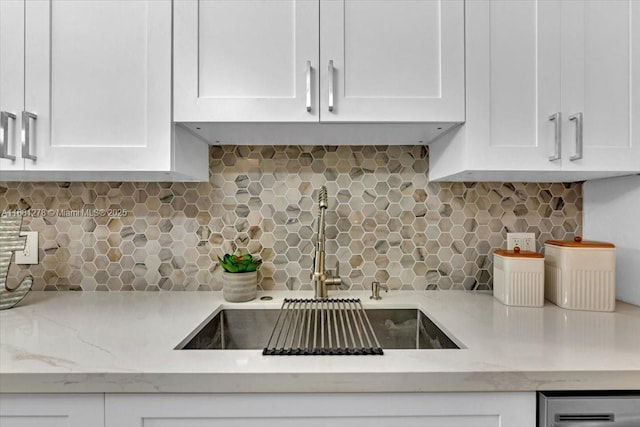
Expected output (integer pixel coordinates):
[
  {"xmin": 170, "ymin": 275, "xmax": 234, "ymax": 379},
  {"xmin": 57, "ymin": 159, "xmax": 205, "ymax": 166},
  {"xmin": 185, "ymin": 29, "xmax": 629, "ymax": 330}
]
[{"xmin": 218, "ymin": 253, "xmax": 262, "ymax": 302}]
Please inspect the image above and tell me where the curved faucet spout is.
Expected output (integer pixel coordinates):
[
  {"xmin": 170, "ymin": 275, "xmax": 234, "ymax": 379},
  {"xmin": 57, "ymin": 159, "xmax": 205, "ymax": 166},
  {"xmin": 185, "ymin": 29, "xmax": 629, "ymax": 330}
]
[{"xmin": 313, "ymin": 186, "xmax": 341, "ymax": 299}]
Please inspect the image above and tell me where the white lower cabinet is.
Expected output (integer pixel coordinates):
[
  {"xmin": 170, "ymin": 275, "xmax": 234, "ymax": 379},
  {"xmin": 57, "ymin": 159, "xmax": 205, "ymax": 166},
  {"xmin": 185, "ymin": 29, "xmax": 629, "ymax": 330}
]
[
  {"xmin": 105, "ymin": 392, "xmax": 536, "ymax": 427},
  {"xmin": 0, "ymin": 394, "xmax": 104, "ymax": 427},
  {"xmin": 0, "ymin": 392, "xmax": 536, "ymax": 426}
]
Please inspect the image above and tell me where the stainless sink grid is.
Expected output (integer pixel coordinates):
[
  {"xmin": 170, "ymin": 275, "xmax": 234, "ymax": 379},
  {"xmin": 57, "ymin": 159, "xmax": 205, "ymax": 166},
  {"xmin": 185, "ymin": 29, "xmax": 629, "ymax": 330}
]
[{"xmin": 263, "ymin": 298, "xmax": 383, "ymax": 356}]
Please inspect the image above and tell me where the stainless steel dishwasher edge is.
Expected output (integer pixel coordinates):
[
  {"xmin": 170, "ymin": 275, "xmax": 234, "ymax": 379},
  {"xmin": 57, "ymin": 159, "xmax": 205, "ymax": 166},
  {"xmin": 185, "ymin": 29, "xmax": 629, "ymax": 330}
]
[{"xmin": 538, "ymin": 392, "xmax": 640, "ymax": 427}]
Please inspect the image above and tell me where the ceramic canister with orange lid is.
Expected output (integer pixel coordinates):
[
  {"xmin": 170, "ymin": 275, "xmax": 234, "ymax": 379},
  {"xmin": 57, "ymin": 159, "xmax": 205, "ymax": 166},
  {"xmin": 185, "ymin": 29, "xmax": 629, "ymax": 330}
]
[
  {"xmin": 493, "ymin": 246, "xmax": 545, "ymax": 307},
  {"xmin": 544, "ymin": 236, "xmax": 616, "ymax": 312}
]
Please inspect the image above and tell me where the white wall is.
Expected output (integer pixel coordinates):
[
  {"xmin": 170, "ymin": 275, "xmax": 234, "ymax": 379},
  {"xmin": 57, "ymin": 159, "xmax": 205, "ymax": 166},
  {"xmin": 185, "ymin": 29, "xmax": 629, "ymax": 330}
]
[{"xmin": 584, "ymin": 175, "xmax": 640, "ymax": 306}]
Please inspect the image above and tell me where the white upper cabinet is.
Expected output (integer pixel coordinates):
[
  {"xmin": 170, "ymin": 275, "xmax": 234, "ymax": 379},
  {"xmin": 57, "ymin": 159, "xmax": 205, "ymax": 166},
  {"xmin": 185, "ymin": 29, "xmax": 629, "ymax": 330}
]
[
  {"xmin": 0, "ymin": 0, "xmax": 25, "ymax": 172},
  {"xmin": 320, "ymin": 0, "xmax": 464, "ymax": 122},
  {"xmin": 0, "ymin": 0, "xmax": 208, "ymax": 182},
  {"xmin": 430, "ymin": 0, "xmax": 640, "ymax": 182},
  {"xmin": 173, "ymin": 0, "xmax": 465, "ymax": 142},
  {"xmin": 174, "ymin": 0, "xmax": 320, "ymax": 122},
  {"xmin": 26, "ymin": 0, "xmax": 171, "ymax": 173},
  {"xmin": 560, "ymin": 0, "xmax": 639, "ymax": 173}
]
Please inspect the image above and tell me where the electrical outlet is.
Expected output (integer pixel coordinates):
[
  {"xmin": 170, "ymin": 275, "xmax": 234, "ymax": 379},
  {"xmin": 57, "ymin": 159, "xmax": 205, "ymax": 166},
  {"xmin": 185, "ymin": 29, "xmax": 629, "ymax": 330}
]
[
  {"xmin": 507, "ymin": 232, "xmax": 536, "ymax": 252},
  {"xmin": 15, "ymin": 231, "xmax": 38, "ymax": 265}
]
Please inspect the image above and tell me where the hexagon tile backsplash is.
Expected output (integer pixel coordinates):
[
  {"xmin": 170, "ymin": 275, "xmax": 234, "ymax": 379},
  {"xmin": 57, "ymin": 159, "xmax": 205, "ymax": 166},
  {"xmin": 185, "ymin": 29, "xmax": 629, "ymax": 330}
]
[{"xmin": 0, "ymin": 145, "xmax": 582, "ymax": 292}]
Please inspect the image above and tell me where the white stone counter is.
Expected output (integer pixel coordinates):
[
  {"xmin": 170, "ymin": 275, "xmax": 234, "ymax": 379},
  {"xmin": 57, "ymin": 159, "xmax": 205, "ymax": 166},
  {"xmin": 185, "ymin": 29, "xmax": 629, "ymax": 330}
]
[{"xmin": 1, "ymin": 291, "xmax": 639, "ymax": 393}]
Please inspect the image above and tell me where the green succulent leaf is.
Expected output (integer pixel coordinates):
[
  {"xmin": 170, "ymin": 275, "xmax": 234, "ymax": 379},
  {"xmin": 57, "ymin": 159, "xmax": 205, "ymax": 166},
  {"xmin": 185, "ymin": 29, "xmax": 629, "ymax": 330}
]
[{"xmin": 218, "ymin": 251, "xmax": 261, "ymax": 273}]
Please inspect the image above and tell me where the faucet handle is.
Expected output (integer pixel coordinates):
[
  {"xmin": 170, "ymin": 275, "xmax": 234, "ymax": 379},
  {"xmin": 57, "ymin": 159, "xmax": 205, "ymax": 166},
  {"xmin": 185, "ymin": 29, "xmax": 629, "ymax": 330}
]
[
  {"xmin": 328, "ymin": 261, "xmax": 340, "ymax": 277},
  {"xmin": 324, "ymin": 263, "xmax": 342, "ymax": 287}
]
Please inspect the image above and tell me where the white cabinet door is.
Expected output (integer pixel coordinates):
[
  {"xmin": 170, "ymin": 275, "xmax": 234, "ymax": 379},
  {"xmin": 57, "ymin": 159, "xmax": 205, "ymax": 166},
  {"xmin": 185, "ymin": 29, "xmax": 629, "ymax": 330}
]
[
  {"xmin": 0, "ymin": 394, "xmax": 104, "ymax": 427},
  {"xmin": 429, "ymin": 0, "xmax": 640, "ymax": 182},
  {"xmin": 174, "ymin": 0, "xmax": 319, "ymax": 123},
  {"xmin": 466, "ymin": 0, "xmax": 562, "ymax": 173},
  {"xmin": 23, "ymin": 0, "xmax": 173, "ymax": 173},
  {"xmin": 319, "ymin": 0, "xmax": 464, "ymax": 122},
  {"xmin": 430, "ymin": 0, "xmax": 564, "ymax": 181},
  {"xmin": 560, "ymin": 0, "xmax": 640, "ymax": 172},
  {"xmin": 174, "ymin": 0, "xmax": 464, "ymax": 125},
  {"xmin": 0, "ymin": 0, "xmax": 24, "ymax": 172},
  {"xmin": 106, "ymin": 392, "xmax": 535, "ymax": 427}
]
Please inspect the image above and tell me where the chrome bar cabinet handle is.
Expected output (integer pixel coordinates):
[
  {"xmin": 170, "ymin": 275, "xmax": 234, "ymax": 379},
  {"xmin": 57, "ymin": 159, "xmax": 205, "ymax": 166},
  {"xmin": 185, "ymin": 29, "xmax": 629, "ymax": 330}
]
[
  {"xmin": 548, "ymin": 112, "xmax": 561, "ymax": 161},
  {"xmin": 569, "ymin": 112, "xmax": 583, "ymax": 161},
  {"xmin": 0, "ymin": 111, "xmax": 17, "ymax": 161},
  {"xmin": 306, "ymin": 60, "xmax": 312, "ymax": 112},
  {"xmin": 21, "ymin": 111, "xmax": 37, "ymax": 161},
  {"xmin": 328, "ymin": 60, "xmax": 334, "ymax": 112}
]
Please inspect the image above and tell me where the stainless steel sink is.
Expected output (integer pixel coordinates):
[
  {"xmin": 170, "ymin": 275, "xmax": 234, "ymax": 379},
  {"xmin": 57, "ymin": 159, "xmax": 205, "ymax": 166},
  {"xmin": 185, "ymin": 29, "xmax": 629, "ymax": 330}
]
[{"xmin": 177, "ymin": 308, "xmax": 460, "ymax": 351}]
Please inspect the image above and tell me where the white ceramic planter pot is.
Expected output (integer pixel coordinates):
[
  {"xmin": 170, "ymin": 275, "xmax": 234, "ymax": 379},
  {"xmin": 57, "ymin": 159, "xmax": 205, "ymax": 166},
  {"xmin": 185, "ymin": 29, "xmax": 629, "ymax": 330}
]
[{"xmin": 222, "ymin": 271, "xmax": 257, "ymax": 302}]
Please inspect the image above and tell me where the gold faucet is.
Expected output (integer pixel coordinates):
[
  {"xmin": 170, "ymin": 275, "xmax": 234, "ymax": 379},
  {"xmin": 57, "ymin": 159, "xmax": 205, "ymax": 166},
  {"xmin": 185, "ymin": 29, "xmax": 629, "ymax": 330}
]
[{"xmin": 313, "ymin": 186, "xmax": 341, "ymax": 299}]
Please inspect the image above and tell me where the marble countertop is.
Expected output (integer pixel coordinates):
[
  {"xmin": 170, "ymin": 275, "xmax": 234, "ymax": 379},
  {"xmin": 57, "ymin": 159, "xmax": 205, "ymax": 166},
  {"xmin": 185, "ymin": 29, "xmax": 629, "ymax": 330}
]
[{"xmin": 1, "ymin": 290, "xmax": 639, "ymax": 393}]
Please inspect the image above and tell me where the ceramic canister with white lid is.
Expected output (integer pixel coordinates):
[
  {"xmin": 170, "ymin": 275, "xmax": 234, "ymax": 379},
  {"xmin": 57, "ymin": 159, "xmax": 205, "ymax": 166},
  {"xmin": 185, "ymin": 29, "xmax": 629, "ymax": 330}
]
[
  {"xmin": 493, "ymin": 246, "xmax": 545, "ymax": 307},
  {"xmin": 544, "ymin": 236, "xmax": 616, "ymax": 312}
]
